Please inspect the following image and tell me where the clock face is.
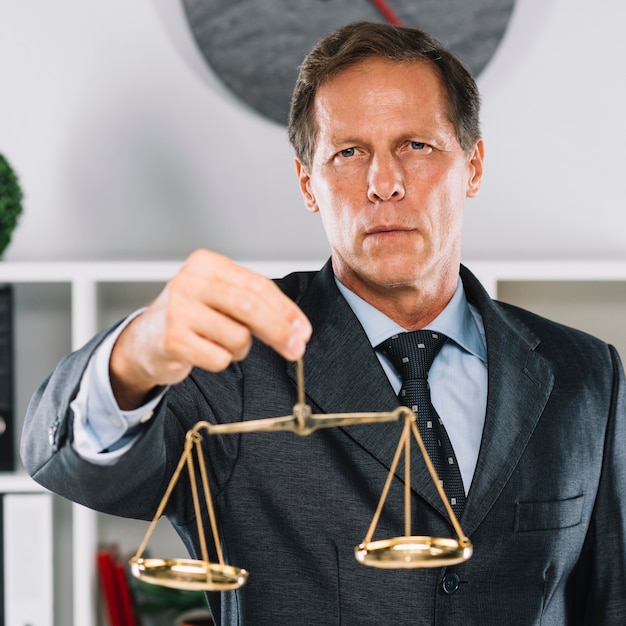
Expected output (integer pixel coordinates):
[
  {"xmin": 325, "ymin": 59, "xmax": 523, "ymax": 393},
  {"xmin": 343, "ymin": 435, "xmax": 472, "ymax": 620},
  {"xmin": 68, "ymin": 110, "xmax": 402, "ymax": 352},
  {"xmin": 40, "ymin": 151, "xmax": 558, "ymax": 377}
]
[{"xmin": 182, "ymin": 0, "xmax": 516, "ymax": 126}]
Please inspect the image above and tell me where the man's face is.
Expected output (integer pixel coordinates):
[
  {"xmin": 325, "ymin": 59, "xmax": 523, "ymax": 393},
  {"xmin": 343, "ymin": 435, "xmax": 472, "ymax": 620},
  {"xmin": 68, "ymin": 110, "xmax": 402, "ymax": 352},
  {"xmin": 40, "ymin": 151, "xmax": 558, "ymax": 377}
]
[{"xmin": 296, "ymin": 57, "xmax": 484, "ymax": 302}]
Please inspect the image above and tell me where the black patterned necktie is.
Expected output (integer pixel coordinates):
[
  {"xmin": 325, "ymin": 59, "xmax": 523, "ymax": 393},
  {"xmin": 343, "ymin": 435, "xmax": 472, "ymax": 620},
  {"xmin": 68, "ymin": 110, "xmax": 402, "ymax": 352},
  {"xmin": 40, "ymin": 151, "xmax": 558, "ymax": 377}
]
[{"xmin": 376, "ymin": 330, "xmax": 465, "ymax": 516}]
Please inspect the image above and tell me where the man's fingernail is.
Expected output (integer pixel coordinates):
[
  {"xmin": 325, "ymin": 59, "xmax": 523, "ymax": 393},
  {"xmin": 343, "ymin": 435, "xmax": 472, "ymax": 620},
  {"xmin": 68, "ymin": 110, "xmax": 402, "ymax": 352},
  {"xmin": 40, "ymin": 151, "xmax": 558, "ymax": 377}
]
[
  {"xmin": 292, "ymin": 316, "xmax": 311, "ymax": 338},
  {"xmin": 287, "ymin": 335, "xmax": 305, "ymax": 359}
]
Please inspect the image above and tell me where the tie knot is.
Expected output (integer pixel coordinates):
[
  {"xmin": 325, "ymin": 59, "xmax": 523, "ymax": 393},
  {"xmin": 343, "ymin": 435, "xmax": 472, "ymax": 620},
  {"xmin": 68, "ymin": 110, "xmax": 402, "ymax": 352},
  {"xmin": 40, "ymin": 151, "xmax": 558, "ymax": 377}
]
[{"xmin": 376, "ymin": 330, "xmax": 447, "ymax": 381}]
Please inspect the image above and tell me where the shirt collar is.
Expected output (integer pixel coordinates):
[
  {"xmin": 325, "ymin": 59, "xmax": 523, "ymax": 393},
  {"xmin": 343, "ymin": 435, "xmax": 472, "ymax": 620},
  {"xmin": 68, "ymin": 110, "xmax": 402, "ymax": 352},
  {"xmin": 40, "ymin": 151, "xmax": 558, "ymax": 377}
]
[{"xmin": 335, "ymin": 276, "xmax": 487, "ymax": 362}]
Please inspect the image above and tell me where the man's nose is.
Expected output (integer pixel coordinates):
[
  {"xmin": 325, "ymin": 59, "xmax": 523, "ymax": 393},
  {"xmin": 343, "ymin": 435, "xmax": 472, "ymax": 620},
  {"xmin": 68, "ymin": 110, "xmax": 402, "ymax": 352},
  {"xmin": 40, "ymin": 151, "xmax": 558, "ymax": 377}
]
[{"xmin": 367, "ymin": 155, "xmax": 405, "ymax": 202}]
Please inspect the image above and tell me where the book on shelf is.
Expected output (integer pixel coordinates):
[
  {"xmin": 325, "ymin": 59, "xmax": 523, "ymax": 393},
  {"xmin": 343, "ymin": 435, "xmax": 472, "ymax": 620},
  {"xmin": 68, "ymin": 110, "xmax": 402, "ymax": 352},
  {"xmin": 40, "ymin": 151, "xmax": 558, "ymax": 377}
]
[
  {"xmin": 2, "ymin": 491, "xmax": 53, "ymax": 626},
  {"xmin": 0, "ymin": 285, "xmax": 14, "ymax": 472},
  {"xmin": 97, "ymin": 544, "xmax": 137, "ymax": 626}
]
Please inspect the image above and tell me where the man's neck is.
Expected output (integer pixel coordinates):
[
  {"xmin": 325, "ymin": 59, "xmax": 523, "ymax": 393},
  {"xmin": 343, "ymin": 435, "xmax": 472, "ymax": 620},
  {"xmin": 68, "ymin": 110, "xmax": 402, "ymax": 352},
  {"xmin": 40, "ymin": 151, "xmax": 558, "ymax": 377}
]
[{"xmin": 335, "ymin": 266, "xmax": 459, "ymax": 331}]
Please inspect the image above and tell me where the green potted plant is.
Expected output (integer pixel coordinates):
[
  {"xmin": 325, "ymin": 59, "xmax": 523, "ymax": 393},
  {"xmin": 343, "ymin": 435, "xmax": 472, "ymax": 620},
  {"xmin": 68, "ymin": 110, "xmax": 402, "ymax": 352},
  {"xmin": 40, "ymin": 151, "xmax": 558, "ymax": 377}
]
[{"xmin": 0, "ymin": 154, "xmax": 23, "ymax": 258}]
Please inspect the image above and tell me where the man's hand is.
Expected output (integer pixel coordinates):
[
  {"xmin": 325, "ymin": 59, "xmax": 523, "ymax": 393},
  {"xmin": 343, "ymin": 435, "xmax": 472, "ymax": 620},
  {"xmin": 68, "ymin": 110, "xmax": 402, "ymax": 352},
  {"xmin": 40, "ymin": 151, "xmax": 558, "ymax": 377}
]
[{"xmin": 109, "ymin": 250, "xmax": 312, "ymax": 409}]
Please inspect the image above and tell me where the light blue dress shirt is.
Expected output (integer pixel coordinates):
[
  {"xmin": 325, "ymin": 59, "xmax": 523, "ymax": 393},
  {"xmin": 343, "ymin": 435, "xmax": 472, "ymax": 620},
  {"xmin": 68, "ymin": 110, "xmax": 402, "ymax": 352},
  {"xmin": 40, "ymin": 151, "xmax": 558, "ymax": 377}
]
[{"xmin": 335, "ymin": 276, "xmax": 487, "ymax": 493}]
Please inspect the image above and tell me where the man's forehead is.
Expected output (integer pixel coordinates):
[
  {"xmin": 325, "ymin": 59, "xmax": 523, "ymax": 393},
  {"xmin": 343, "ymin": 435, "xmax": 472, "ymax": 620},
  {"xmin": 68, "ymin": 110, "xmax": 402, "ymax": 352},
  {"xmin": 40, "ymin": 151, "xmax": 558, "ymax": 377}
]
[
  {"xmin": 314, "ymin": 58, "xmax": 446, "ymax": 109},
  {"xmin": 322, "ymin": 56, "xmax": 443, "ymax": 88},
  {"xmin": 313, "ymin": 59, "xmax": 449, "ymax": 126}
]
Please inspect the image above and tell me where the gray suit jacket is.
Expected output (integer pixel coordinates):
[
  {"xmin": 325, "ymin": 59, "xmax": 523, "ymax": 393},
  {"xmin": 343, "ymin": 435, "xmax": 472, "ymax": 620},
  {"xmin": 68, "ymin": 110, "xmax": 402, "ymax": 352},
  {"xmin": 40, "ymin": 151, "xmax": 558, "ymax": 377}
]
[{"xmin": 22, "ymin": 262, "xmax": 626, "ymax": 625}]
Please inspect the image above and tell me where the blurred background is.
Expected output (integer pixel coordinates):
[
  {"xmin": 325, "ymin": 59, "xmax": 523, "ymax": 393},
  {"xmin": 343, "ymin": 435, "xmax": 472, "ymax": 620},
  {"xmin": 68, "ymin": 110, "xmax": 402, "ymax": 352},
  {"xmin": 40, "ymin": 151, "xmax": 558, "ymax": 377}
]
[{"xmin": 0, "ymin": 0, "xmax": 624, "ymax": 264}]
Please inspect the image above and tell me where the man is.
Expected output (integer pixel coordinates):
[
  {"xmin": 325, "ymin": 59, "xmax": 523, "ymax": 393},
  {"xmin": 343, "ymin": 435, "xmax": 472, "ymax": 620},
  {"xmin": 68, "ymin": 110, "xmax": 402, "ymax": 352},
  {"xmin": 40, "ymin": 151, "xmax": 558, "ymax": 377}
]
[{"xmin": 21, "ymin": 21, "xmax": 626, "ymax": 625}]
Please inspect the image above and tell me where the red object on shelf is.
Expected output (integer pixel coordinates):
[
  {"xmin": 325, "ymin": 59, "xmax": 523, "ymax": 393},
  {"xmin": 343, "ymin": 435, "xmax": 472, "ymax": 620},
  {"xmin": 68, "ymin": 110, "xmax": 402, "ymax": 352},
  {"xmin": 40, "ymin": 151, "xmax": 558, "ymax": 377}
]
[{"xmin": 97, "ymin": 545, "xmax": 137, "ymax": 626}]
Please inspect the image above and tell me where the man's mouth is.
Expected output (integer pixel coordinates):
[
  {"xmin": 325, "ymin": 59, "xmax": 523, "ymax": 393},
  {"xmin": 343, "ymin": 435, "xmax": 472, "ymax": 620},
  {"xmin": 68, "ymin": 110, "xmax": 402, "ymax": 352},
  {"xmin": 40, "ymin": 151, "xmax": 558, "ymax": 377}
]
[{"xmin": 367, "ymin": 225, "xmax": 414, "ymax": 235}]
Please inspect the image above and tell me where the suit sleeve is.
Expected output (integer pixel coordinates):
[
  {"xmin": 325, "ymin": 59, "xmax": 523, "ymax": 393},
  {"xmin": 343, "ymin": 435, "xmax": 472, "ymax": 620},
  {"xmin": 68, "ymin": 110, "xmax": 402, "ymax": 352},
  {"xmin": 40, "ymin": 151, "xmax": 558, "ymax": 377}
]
[
  {"xmin": 19, "ymin": 324, "xmax": 173, "ymax": 520},
  {"xmin": 582, "ymin": 345, "xmax": 626, "ymax": 623}
]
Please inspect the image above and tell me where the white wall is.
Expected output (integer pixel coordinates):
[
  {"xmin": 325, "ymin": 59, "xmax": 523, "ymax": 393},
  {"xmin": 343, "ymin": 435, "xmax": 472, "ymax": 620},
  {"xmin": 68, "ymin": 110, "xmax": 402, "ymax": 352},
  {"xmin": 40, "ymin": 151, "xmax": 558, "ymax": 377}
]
[{"xmin": 0, "ymin": 0, "xmax": 624, "ymax": 263}]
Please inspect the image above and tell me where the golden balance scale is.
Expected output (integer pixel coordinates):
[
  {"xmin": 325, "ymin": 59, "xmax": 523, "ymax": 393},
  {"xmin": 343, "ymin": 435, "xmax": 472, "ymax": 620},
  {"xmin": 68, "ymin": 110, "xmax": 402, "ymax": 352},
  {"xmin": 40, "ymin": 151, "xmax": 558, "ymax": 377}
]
[{"xmin": 129, "ymin": 359, "xmax": 472, "ymax": 591}]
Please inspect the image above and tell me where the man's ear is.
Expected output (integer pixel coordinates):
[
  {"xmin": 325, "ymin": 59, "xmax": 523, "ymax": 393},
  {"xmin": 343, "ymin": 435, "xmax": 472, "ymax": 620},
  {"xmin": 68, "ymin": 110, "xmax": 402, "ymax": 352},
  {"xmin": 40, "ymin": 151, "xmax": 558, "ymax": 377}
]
[
  {"xmin": 466, "ymin": 139, "xmax": 485, "ymax": 199},
  {"xmin": 295, "ymin": 158, "xmax": 319, "ymax": 213}
]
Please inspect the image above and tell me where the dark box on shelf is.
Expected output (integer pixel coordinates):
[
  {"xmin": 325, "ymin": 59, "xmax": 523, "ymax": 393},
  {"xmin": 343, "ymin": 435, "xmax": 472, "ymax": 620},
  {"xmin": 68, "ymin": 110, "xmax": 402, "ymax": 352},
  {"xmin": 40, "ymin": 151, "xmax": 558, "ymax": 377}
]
[{"xmin": 0, "ymin": 285, "xmax": 14, "ymax": 471}]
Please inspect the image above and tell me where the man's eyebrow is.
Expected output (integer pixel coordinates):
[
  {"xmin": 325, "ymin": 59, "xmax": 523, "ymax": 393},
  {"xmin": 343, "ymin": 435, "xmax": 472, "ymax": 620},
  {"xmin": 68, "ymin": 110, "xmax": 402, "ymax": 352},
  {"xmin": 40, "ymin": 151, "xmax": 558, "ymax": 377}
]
[
  {"xmin": 327, "ymin": 133, "xmax": 363, "ymax": 145},
  {"xmin": 329, "ymin": 129, "xmax": 444, "ymax": 146}
]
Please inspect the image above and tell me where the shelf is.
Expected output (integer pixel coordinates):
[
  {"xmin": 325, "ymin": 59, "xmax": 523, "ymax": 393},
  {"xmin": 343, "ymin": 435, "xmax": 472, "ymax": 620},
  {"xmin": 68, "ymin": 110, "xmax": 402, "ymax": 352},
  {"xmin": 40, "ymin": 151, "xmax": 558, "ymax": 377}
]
[
  {"xmin": 0, "ymin": 259, "xmax": 324, "ymax": 283},
  {"xmin": 0, "ymin": 471, "xmax": 46, "ymax": 492},
  {"xmin": 465, "ymin": 259, "xmax": 626, "ymax": 296}
]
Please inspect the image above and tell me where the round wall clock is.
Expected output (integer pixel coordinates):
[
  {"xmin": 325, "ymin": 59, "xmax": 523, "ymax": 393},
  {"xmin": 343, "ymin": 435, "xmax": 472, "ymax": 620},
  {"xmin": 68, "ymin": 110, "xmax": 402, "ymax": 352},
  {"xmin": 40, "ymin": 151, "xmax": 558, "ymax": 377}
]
[{"xmin": 182, "ymin": 0, "xmax": 516, "ymax": 126}]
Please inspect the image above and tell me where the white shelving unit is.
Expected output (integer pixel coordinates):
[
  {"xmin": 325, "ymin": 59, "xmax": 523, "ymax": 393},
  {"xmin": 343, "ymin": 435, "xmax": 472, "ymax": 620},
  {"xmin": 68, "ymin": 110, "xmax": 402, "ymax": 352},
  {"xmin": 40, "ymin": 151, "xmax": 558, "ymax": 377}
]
[{"xmin": 1, "ymin": 259, "xmax": 626, "ymax": 626}]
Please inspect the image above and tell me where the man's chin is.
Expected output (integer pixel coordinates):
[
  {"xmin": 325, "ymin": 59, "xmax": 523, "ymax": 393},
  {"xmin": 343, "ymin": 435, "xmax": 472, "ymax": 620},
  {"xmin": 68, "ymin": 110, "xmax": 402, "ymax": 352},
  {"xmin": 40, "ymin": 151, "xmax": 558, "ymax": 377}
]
[
  {"xmin": 362, "ymin": 266, "xmax": 426, "ymax": 291},
  {"xmin": 333, "ymin": 252, "xmax": 432, "ymax": 290},
  {"xmin": 367, "ymin": 257, "xmax": 428, "ymax": 285}
]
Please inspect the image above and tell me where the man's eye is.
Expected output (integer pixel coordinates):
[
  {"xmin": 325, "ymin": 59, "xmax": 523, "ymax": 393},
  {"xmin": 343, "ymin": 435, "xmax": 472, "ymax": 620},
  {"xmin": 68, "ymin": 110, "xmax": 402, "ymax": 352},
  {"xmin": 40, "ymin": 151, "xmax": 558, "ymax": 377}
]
[
  {"xmin": 339, "ymin": 147, "xmax": 356, "ymax": 158},
  {"xmin": 411, "ymin": 141, "xmax": 426, "ymax": 150}
]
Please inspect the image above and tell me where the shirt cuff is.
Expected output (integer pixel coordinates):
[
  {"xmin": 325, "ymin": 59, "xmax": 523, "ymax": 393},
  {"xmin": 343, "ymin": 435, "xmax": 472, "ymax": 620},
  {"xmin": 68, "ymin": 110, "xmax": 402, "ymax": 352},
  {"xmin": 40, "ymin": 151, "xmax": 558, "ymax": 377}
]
[{"xmin": 71, "ymin": 310, "xmax": 168, "ymax": 464}]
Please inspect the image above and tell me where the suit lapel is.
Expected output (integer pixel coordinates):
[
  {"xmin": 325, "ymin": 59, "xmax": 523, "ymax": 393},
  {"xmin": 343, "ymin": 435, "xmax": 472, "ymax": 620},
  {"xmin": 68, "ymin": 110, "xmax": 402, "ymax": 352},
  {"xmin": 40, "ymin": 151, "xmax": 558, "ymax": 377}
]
[{"xmin": 460, "ymin": 267, "xmax": 554, "ymax": 535}]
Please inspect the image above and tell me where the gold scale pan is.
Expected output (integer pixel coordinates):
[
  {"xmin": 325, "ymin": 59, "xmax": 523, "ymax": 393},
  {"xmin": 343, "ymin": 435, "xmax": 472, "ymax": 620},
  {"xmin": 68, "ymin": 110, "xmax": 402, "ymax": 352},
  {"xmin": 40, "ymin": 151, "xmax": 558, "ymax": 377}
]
[{"xmin": 129, "ymin": 359, "xmax": 472, "ymax": 591}]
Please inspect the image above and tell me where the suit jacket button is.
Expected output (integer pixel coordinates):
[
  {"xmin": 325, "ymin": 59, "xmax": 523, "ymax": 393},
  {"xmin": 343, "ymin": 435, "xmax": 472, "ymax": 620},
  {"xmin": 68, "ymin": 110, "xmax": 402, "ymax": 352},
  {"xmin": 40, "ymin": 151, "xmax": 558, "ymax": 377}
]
[{"xmin": 442, "ymin": 573, "xmax": 460, "ymax": 595}]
